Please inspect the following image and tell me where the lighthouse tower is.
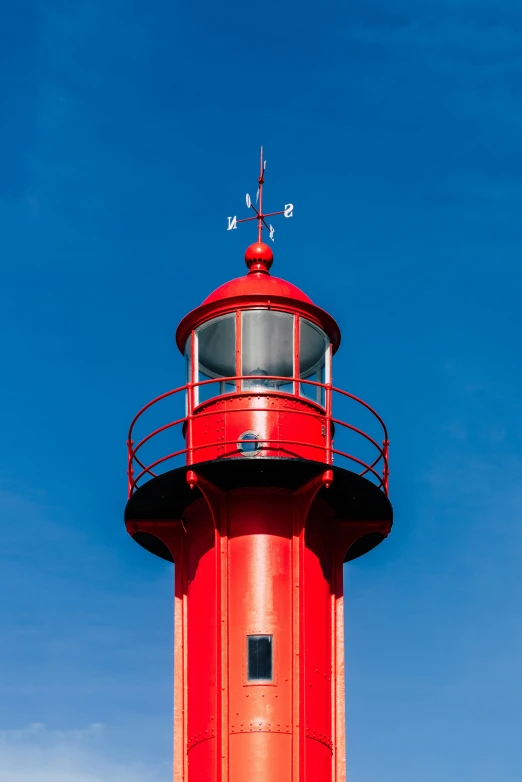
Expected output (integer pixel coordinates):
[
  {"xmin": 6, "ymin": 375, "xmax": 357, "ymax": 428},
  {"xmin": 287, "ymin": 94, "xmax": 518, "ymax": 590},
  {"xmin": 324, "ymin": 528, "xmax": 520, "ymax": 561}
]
[{"xmin": 124, "ymin": 151, "xmax": 393, "ymax": 782}]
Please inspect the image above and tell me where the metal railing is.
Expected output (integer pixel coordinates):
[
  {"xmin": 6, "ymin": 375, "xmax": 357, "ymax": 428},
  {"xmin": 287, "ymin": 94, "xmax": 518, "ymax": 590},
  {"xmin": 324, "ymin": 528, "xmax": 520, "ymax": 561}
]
[{"xmin": 127, "ymin": 376, "xmax": 389, "ymax": 498}]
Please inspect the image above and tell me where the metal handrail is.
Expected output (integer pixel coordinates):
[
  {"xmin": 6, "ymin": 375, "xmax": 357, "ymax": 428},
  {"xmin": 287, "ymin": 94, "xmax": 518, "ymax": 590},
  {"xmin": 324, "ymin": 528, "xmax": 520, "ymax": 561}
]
[{"xmin": 127, "ymin": 375, "xmax": 390, "ymax": 498}]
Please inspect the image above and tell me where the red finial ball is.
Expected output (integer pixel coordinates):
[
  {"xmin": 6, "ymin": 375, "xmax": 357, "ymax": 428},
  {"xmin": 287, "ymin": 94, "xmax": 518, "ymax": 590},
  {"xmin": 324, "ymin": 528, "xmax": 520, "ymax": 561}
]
[{"xmin": 244, "ymin": 242, "xmax": 274, "ymax": 275}]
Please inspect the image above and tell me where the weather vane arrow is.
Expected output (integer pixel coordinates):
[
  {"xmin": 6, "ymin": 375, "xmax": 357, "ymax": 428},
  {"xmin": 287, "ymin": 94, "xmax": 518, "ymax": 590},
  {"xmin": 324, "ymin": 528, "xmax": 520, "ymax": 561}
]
[{"xmin": 227, "ymin": 147, "xmax": 294, "ymax": 242}]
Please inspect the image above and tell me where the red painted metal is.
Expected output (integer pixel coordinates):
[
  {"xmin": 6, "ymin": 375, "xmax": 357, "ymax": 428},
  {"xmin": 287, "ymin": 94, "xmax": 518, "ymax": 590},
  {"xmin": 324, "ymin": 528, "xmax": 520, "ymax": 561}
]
[
  {"xmin": 244, "ymin": 242, "xmax": 274, "ymax": 275},
  {"xmin": 124, "ymin": 153, "xmax": 392, "ymax": 782},
  {"xmin": 127, "ymin": 490, "xmax": 390, "ymax": 782},
  {"xmin": 127, "ymin": 375, "xmax": 389, "ymax": 497},
  {"xmin": 202, "ymin": 273, "xmax": 313, "ymax": 306}
]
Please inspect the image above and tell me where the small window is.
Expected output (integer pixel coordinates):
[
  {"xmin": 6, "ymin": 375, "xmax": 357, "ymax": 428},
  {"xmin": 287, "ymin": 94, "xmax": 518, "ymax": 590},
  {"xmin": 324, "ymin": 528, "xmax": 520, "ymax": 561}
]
[
  {"xmin": 247, "ymin": 635, "xmax": 273, "ymax": 681},
  {"xmin": 238, "ymin": 431, "xmax": 261, "ymax": 455}
]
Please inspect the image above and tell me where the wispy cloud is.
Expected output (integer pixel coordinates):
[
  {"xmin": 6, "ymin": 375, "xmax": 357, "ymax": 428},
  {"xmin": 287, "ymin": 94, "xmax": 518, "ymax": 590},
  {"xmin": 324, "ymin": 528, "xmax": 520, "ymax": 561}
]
[
  {"xmin": 0, "ymin": 724, "xmax": 167, "ymax": 782},
  {"xmin": 0, "ymin": 481, "xmax": 173, "ymax": 774}
]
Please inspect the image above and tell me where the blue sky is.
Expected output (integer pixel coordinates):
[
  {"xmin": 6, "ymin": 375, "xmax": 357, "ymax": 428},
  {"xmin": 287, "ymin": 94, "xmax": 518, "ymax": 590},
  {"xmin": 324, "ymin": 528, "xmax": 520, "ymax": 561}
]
[{"xmin": 1, "ymin": 0, "xmax": 521, "ymax": 779}]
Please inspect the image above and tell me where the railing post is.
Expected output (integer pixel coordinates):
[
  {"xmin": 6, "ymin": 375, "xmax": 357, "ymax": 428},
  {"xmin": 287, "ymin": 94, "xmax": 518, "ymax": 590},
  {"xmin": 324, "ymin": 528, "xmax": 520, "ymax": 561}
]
[
  {"xmin": 382, "ymin": 439, "xmax": 390, "ymax": 495},
  {"xmin": 325, "ymin": 383, "xmax": 333, "ymax": 465},
  {"xmin": 186, "ymin": 383, "xmax": 194, "ymax": 465},
  {"xmin": 127, "ymin": 439, "xmax": 134, "ymax": 498}
]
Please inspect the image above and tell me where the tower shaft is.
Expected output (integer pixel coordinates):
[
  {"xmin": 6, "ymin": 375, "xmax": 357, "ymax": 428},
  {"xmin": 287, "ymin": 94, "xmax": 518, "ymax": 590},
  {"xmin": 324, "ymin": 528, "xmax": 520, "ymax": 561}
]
[{"xmin": 128, "ymin": 471, "xmax": 390, "ymax": 781}]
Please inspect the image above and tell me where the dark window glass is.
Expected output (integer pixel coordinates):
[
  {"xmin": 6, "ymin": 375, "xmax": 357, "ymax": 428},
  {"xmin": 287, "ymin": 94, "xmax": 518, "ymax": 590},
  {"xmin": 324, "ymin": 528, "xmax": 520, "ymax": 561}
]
[{"xmin": 247, "ymin": 635, "xmax": 273, "ymax": 681}]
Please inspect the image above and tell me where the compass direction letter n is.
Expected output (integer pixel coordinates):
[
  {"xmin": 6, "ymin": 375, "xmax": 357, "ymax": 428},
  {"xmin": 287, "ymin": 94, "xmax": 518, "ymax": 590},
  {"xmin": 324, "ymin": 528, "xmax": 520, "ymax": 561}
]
[{"xmin": 227, "ymin": 216, "xmax": 237, "ymax": 231}]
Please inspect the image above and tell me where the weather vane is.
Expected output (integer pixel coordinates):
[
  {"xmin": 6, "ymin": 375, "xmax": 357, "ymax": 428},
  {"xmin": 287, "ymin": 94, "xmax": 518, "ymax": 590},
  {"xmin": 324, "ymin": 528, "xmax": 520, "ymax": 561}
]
[{"xmin": 227, "ymin": 147, "xmax": 294, "ymax": 242}]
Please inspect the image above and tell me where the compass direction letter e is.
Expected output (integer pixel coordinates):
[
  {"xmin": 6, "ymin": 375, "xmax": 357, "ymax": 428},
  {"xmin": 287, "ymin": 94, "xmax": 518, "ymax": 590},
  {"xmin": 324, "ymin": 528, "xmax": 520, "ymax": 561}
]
[
  {"xmin": 284, "ymin": 204, "xmax": 294, "ymax": 218},
  {"xmin": 227, "ymin": 216, "xmax": 237, "ymax": 231}
]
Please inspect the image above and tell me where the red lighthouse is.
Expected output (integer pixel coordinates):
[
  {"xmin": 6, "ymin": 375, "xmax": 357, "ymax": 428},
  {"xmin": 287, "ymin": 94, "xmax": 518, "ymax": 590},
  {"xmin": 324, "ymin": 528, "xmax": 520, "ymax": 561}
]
[{"xmin": 125, "ymin": 151, "xmax": 393, "ymax": 782}]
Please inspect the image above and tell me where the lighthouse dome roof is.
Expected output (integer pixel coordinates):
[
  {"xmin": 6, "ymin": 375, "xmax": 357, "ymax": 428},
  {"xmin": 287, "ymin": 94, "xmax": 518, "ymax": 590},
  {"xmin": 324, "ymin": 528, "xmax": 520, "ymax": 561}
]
[
  {"xmin": 203, "ymin": 242, "xmax": 313, "ymax": 306},
  {"xmin": 175, "ymin": 243, "xmax": 340, "ymax": 353},
  {"xmin": 202, "ymin": 273, "xmax": 314, "ymax": 307}
]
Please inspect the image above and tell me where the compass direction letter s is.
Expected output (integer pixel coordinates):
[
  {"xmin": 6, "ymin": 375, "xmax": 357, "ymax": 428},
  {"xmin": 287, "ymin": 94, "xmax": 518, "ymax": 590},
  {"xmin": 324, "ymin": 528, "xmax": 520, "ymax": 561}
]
[
  {"xmin": 284, "ymin": 203, "xmax": 294, "ymax": 218},
  {"xmin": 227, "ymin": 216, "xmax": 237, "ymax": 231}
]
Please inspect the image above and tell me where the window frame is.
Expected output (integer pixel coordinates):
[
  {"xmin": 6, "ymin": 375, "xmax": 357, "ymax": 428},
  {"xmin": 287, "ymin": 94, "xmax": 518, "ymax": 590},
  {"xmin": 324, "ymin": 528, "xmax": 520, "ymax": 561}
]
[
  {"xmin": 298, "ymin": 316, "xmax": 331, "ymax": 407},
  {"xmin": 193, "ymin": 312, "xmax": 236, "ymax": 406},
  {"xmin": 246, "ymin": 634, "xmax": 274, "ymax": 682},
  {"xmin": 243, "ymin": 631, "xmax": 277, "ymax": 687},
  {"xmin": 240, "ymin": 308, "xmax": 295, "ymax": 393}
]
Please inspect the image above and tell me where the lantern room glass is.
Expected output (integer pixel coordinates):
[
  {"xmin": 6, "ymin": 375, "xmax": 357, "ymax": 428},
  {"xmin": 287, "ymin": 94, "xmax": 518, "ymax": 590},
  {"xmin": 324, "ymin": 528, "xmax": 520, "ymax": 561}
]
[
  {"xmin": 189, "ymin": 310, "xmax": 331, "ymax": 407},
  {"xmin": 241, "ymin": 310, "xmax": 294, "ymax": 392},
  {"xmin": 300, "ymin": 319, "xmax": 329, "ymax": 406},
  {"xmin": 193, "ymin": 314, "xmax": 236, "ymax": 405}
]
